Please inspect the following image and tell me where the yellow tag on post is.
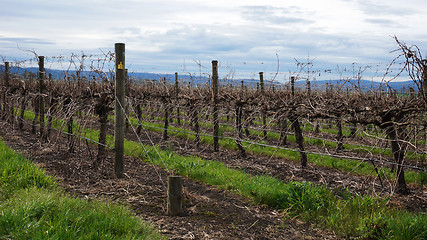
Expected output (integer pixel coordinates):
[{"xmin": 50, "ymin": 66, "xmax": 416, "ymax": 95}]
[{"xmin": 118, "ymin": 62, "xmax": 124, "ymax": 70}]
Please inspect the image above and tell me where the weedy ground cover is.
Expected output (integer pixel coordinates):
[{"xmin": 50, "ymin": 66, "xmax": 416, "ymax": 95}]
[{"xmin": 0, "ymin": 140, "xmax": 165, "ymax": 240}]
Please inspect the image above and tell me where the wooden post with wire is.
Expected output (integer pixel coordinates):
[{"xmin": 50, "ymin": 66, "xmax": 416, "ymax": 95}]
[
  {"xmin": 212, "ymin": 60, "xmax": 219, "ymax": 152},
  {"xmin": 114, "ymin": 43, "xmax": 125, "ymax": 179},
  {"xmin": 291, "ymin": 76, "xmax": 295, "ymax": 96},
  {"xmin": 167, "ymin": 175, "xmax": 183, "ymax": 216},
  {"xmin": 259, "ymin": 72, "xmax": 264, "ymax": 93}
]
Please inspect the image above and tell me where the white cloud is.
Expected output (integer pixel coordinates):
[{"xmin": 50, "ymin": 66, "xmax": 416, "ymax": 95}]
[
  {"xmin": 0, "ymin": 0, "xmax": 425, "ymax": 80},
  {"xmin": 354, "ymin": 0, "xmax": 415, "ymax": 16}
]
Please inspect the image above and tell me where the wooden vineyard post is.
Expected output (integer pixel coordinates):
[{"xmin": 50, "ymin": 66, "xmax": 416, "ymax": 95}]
[
  {"xmin": 114, "ymin": 43, "xmax": 125, "ymax": 179},
  {"xmin": 259, "ymin": 72, "xmax": 267, "ymax": 138},
  {"xmin": 259, "ymin": 72, "xmax": 264, "ymax": 93},
  {"xmin": 38, "ymin": 56, "xmax": 45, "ymax": 140},
  {"xmin": 290, "ymin": 76, "xmax": 295, "ymax": 96},
  {"xmin": 167, "ymin": 176, "xmax": 183, "ymax": 216},
  {"xmin": 175, "ymin": 72, "xmax": 181, "ymax": 125},
  {"xmin": 212, "ymin": 60, "xmax": 219, "ymax": 152}
]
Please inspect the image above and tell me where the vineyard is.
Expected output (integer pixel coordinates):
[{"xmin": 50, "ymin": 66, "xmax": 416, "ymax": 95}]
[{"xmin": 1, "ymin": 41, "xmax": 426, "ymax": 239}]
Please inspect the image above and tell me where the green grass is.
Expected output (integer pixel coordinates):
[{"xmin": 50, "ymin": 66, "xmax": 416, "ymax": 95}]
[
  {"xmin": 12, "ymin": 108, "xmax": 427, "ymax": 239},
  {"xmin": 121, "ymin": 139, "xmax": 426, "ymax": 239},
  {"xmin": 44, "ymin": 112, "xmax": 424, "ymax": 238},
  {"xmin": 0, "ymin": 140, "xmax": 165, "ymax": 240},
  {"xmin": 0, "ymin": 140, "xmax": 56, "ymax": 200}
]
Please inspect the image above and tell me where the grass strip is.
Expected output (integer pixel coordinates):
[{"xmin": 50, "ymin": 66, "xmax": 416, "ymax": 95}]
[{"xmin": 0, "ymin": 140, "xmax": 165, "ymax": 240}]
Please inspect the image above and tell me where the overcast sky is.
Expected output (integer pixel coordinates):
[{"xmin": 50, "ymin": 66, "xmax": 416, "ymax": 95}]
[{"xmin": 1, "ymin": 0, "xmax": 426, "ymax": 82}]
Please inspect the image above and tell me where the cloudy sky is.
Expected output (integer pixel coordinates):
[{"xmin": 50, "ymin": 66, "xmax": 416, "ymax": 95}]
[{"xmin": 1, "ymin": 0, "xmax": 426, "ymax": 82}]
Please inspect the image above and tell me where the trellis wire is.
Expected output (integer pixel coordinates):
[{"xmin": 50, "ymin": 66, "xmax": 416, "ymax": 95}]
[{"xmin": 128, "ymin": 118, "xmax": 426, "ymax": 172}]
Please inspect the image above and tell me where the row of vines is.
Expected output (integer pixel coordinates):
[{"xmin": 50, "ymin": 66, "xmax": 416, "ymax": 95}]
[{"xmin": 1, "ymin": 39, "xmax": 426, "ymax": 196}]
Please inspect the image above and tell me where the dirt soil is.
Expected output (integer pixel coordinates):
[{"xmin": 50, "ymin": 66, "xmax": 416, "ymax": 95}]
[{"xmin": 0, "ymin": 120, "xmax": 341, "ymax": 239}]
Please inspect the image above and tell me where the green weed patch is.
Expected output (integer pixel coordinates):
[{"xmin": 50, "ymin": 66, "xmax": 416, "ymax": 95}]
[{"xmin": 0, "ymin": 141, "xmax": 164, "ymax": 240}]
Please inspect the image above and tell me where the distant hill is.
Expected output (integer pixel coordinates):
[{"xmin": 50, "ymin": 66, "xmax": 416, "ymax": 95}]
[
  {"xmin": 299, "ymin": 79, "xmax": 417, "ymax": 92},
  {"xmin": 1, "ymin": 65, "xmax": 417, "ymax": 92}
]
